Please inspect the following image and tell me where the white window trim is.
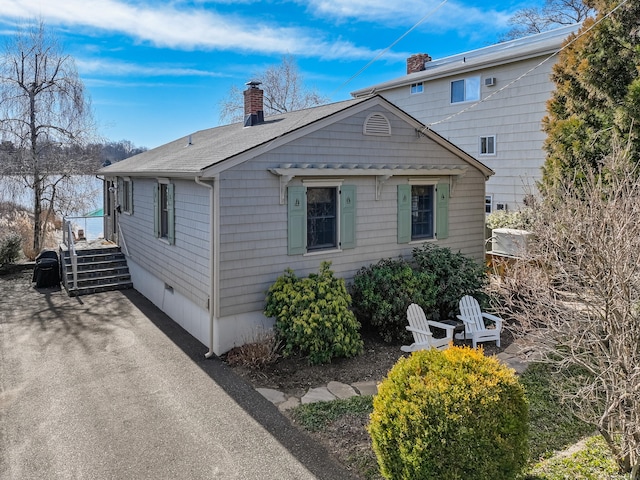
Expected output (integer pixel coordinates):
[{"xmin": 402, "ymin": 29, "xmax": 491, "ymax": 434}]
[
  {"xmin": 407, "ymin": 180, "xmax": 438, "ymax": 244},
  {"xmin": 485, "ymin": 195, "xmax": 493, "ymax": 214},
  {"xmin": 450, "ymin": 76, "xmax": 481, "ymax": 104},
  {"xmin": 157, "ymin": 178, "xmax": 171, "ymax": 244},
  {"xmin": 479, "ymin": 135, "xmax": 497, "ymax": 156},
  {"xmin": 121, "ymin": 176, "xmax": 133, "ymax": 215},
  {"xmin": 302, "ymin": 179, "xmax": 343, "ymax": 256},
  {"xmin": 410, "ymin": 82, "xmax": 424, "ymax": 94}
]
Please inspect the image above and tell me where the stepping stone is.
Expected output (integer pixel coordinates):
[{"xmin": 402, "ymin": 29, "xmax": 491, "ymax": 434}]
[
  {"xmin": 351, "ymin": 381, "xmax": 378, "ymax": 396},
  {"xmin": 503, "ymin": 342, "xmax": 524, "ymax": 355},
  {"xmin": 496, "ymin": 352, "xmax": 516, "ymax": 363},
  {"xmin": 301, "ymin": 387, "xmax": 336, "ymax": 404},
  {"xmin": 327, "ymin": 381, "xmax": 358, "ymax": 399},
  {"xmin": 256, "ymin": 388, "xmax": 287, "ymax": 404},
  {"xmin": 278, "ymin": 396, "xmax": 301, "ymax": 412},
  {"xmin": 507, "ymin": 359, "xmax": 530, "ymax": 375}
]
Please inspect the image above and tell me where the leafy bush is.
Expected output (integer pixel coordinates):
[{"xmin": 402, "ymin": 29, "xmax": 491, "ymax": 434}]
[
  {"xmin": 264, "ymin": 261, "xmax": 363, "ymax": 365},
  {"xmin": 0, "ymin": 232, "xmax": 22, "ymax": 265},
  {"xmin": 486, "ymin": 208, "xmax": 533, "ymax": 230},
  {"xmin": 411, "ymin": 243, "xmax": 487, "ymax": 320},
  {"xmin": 369, "ymin": 346, "xmax": 529, "ymax": 480},
  {"xmin": 349, "ymin": 257, "xmax": 437, "ymax": 343}
]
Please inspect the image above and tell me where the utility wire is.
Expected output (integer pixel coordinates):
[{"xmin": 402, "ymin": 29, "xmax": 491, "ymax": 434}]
[
  {"xmin": 330, "ymin": 0, "xmax": 450, "ymax": 97},
  {"xmin": 424, "ymin": 0, "xmax": 630, "ymax": 130},
  {"xmin": 280, "ymin": 0, "xmax": 450, "ymax": 139}
]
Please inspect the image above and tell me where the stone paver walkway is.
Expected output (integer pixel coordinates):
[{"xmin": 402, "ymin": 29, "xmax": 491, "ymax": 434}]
[{"xmin": 257, "ymin": 337, "xmax": 538, "ymax": 411}]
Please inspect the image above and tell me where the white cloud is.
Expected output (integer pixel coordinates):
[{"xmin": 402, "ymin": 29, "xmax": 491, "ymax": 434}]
[
  {"xmin": 0, "ymin": 0, "xmax": 383, "ymax": 60},
  {"xmin": 300, "ymin": 0, "xmax": 513, "ymax": 31},
  {"xmin": 76, "ymin": 58, "xmax": 228, "ymax": 78}
]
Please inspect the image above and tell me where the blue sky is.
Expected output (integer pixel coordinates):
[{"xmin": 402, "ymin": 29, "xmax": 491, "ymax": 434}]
[{"xmin": 0, "ymin": 0, "xmax": 539, "ymax": 149}]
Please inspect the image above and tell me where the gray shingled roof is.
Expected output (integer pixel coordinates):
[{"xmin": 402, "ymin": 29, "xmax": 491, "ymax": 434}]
[{"xmin": 100, "ymin": 97, "xmax": 368, "ymax": 177}]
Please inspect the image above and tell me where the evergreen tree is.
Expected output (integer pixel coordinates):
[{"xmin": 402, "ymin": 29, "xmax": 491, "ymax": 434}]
[{"xmin": 541, "ymin": 0, "xmax": 640, "ymax": 192}]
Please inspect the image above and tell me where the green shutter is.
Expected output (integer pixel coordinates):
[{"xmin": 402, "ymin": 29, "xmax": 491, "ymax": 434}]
[
  {"xmin": 153, "ymin": 184, "xmax": 159, "ymax": 238},
  {"xmin": 436, "ymin": 182, "xmax": 449, "ymax": 240},
  {"xmin": 167, "ymin": 183, "xmax": 175, "ymax": 245},
  {"xmin": 128, "ymin": 180, "xmax": 134, "ymax": 214},
  {"xmin": 288, "ymin": 186, "xmax": 306, "ymax": 255},
  {"xmin": 397, "ymin": 184, "xmax": 411, "ymax": 244},
  {"xmin": 340, "ymin": 185, "xmax": 356, "ymax": 249}
]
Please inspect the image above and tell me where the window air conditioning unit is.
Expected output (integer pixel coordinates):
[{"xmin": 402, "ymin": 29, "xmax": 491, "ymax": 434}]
[
  {"xmin": 485, "ymin": 77, "xmax": 496, "ymax": 87},
  {"xmin": 491, "ymin": 228, "xmax": 533, "ymax": 257}
]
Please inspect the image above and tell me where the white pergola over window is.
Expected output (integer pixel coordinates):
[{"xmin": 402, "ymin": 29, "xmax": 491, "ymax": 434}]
[{"xmin": 269, "ymin": 164, "xmax": 468, "ymax": 204}]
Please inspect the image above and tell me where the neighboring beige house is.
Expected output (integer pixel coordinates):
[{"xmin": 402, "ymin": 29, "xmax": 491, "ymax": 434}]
[
  {"xmin": 351, "ymin": 24, "xmax": 580, "ymax": 213},
  {"xmin": 99, "ymin": 86, "xmax": 493, "ymax": 355}
]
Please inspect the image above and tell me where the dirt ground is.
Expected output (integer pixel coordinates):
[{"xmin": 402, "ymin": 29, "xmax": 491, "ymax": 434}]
[{"xmin": 228, "ymin": 331, "xmax": 511, "ymax": 397}]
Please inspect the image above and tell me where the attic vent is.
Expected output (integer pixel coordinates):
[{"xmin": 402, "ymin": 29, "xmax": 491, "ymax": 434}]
[{"xmin": 363, "ymin": 113, "xmax": 391, "ymax": 136}]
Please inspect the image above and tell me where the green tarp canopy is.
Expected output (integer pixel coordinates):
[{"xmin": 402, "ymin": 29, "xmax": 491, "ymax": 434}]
[{"xmin": 85, "ymin": 208, "xmax": 104, "ymax": 217}]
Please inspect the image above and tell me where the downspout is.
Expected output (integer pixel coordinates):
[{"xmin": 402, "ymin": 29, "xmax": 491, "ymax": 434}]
[{"xmin": 195, "ymin": 175, "xmax": 220, "ymax": 358}]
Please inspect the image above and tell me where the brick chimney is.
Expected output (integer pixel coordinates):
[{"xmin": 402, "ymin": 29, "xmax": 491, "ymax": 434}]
[
  {"xmin": 243, "ymin": 80, "xmax": 264, "ymax": 127},
  {"xmin": 406, "ymin": 53, "xmax": 432, "ymax": 74}
]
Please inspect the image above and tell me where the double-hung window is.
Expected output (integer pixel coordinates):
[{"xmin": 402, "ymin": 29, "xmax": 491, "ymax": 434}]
[
  {"xmin": 154, "ymin": 179, "xmax": 175, "ymax": 244},
  {"xmin": 287, "ymin": 182, "xmax": 356, "ymax": 255},
  {"xmin": 450, "ymin": 76, "xmax": 480, "ymax": 103},
  {"xmin": 485, "ymin": 195, "xmax": 493, "ymax": 214},
  {"xmin": 411, "ymin": 185, "xmax": 435, "ymax": 240},
  {"xmin": 307, "ymin": 187, "xmax": 337, "ymax": 251},
  {"xmin": 118, "ymin": 177, "xmax": 133, "ymax": 214},
  {"xmin": 397, "ymin": 181, "xmax": 449, "ymax": 243}
]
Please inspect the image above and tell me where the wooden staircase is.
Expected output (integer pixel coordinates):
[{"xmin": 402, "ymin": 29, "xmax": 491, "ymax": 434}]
[{"xmin": 60, "ymin": 245, "xmax": 133, "ymax": 296}]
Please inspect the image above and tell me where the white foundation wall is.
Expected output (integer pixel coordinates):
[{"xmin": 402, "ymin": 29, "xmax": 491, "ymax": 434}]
[
  {"xmin": 215, "ymin": 311, "xmax": 276, "ymax": 355},
  {"xmin": 128, "ymin": 258, "xmax": 210, "ymax": 349},
  {"xmin": 128, "ymin": 258, "xmax": 274, "ymax": 355}
]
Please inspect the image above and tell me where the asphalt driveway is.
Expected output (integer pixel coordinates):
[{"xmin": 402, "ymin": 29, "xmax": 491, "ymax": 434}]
[{"xmin": 0, "ymin": 268, "xmax": 354, "ymax": 480}]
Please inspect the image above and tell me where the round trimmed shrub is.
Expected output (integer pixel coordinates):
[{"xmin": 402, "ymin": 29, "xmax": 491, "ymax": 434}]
[
  {"xmin": 264, "ymin": 261, "xmax": 363, "ymax": 365},
  {"xmin": 369, "ymin": 346, "xmax": 529, "ymax": 480}
]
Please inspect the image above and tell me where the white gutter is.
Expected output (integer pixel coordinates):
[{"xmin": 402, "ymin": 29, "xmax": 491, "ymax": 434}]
[{"xmin": 195, "ymin": 175, "xmax": 220, "ymax": 358}]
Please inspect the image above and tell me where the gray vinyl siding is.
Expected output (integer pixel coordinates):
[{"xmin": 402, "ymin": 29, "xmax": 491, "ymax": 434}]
[
  {"xmin": 378, "ymin": 56, "xmax": 555, "ymax": 209},
  {"xmin": 118, "ymin": 178, "xmax": 210, "ymax": 309},
  {"xmin": 217, "ymin": 106, "xmax": 487, "ymax": 317}
]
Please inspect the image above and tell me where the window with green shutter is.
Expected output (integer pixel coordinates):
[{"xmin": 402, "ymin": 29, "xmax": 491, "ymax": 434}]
[
  {"xmin": 287, "ymin": 184, "xmax": 356, "ymax": 255},
  {"xmin": 398, "ymin": 181, "xmax": 449, "ymax": 243}
]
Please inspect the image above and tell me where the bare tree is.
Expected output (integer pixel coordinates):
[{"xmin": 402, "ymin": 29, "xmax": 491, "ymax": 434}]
[
  {"xmin": 0, "ymin": 21, "xmax": 97, "ymax": 253},
  {"xmin": 501, "ymin": 0, "xmax": 594, "ymax": 40},
  {"xmin": 490, "ymin": 140, "xmax": 640, "ymax": 477},
  {"xmin": 218, "ymin": 55, "xmax": 329, "ymax": 123}
]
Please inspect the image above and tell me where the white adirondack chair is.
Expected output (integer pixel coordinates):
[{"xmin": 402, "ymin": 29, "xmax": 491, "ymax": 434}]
[
  {"xmin": 456, "ymin": 295, "xmax": 503, "ymax": 348},
  {"xmin": 401, "ymin": 303, "xmax": 456, "ymax": 352}
]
